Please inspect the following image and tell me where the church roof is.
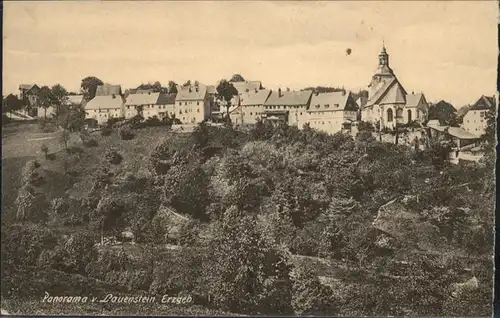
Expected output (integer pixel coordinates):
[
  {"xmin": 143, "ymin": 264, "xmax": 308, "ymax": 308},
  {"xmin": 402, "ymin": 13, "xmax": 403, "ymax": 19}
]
[
  {"xmin": 366, "ymin": 77, "xmax": 407, "ymax": 107},
  {"xmin": 405, "ymin": 93, "xmax": 425, "ymax": 108}
]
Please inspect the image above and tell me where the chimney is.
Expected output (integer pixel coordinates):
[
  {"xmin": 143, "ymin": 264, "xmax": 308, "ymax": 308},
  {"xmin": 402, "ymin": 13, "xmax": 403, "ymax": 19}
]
[{"xmin": 278, "ymin": 88, "xmax": 282, "ymax": 97}]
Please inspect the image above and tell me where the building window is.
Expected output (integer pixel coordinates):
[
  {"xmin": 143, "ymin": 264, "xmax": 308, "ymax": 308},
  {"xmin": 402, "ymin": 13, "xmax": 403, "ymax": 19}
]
[
  {"xmin": 179, "ymin": 102, "xmax": 182, "ymax": 106},
  {"xmin": 300, "ymin": 112, "xmax": 302, "ymax": 115},
  {"xmin": 197, "ymin": 108, "xmax": 200, "ymax": 113},
  {"xmin": 197, "ymin": 101, "xmax": 200, "ymax": 105},
  {"xmin": 185, "ymin": 102, "xmax": 187, "ymax": 105},
  {"xmin": 480, "ymin": 112, "xmax": 485, "ymax": 118},
  {"xmin": 387, "ymin": 108, "xmax": 393, "ymax": 122},
  {"xmin": 325, "ymin": 104, "xmax": 329, "ymax": 108},
  {"xmin": 250, "ymin": 112, "xmax": 253, "ymax": 115}
]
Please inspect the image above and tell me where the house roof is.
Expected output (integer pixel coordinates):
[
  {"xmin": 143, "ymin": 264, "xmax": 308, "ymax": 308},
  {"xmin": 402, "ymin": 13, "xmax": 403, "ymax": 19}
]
[
  {"xmin": 470, "ymin": 95, "xmax": 496, "ymax": 111},
  {"xmin": 126, "ymin": 92, "xmax": 177, "ymax": 106},
  {"xmin": 405, "ymin": 93, "xmax": 425, "ymax": 108},
  {"xmin": 240, "ymin": 89, "xmax": 271, "ymax": 106},
  {"xmin": 66, "ymin": 95, "xmax": 84, "ymax": 105},
  {"xmin": 231, "ymin": 81, "xmax": 262, "ymax": 95},
  {"xmin": 264, "ymin": 90, "xmax": 312, "ymax": 106},
  {"xmin": 19, "ymin": 84, "xmax": 39, "ymax": 91},
  {"xmin": 175, "ymin": 84, "xmax": 207, "ymax": 101},
  {"xmin": 309, "ymin": 91, "xmax": 353, "ymax": 112},
  {"xmin": 95, "ymin": 84, "xmax": 122, "ymax": 96},
  {"xmin": 85, "ymin": 95, "xmax": 124, "ymax": 110},
  {"xmin": 447, "ymin": 127, "xmax": 481, "ymax": 140}
]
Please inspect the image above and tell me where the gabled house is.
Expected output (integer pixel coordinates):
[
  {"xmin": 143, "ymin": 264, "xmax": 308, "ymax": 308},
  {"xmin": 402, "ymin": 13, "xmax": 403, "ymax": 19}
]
[
  {"xmin": 19, "ymin": 84, "xmax": 40, "ymax": 107},
  {"xmin": 174, "ymin": 83, "xmax": 211, "ymax": 124},
  {"xmin": 230, "ymin": 89, "xmax": 271, "ymax": 125},
  {"xmin": 125, "ymin": 92, "xmax": 176, "ymax": 120},
  {"xmin": 461, "ymin": 95, "xmax": 496, "ymax": 137},
  {"xmin": 263, "ymin": 89, "xmax": 312, "ymax": 126},
  {"xmin": 308, "ymin": 90, "xmax": 358, "ymax": 134},
  {"xmin": 85, "ymin": 84, "xmax": 125, "ymax": 125}
]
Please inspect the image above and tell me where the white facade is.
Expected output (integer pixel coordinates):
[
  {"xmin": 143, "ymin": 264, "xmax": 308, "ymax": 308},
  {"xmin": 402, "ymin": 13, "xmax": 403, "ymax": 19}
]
[{"xmin": 462, "ymin": 109, "xmax": 488, "ymax": 136}]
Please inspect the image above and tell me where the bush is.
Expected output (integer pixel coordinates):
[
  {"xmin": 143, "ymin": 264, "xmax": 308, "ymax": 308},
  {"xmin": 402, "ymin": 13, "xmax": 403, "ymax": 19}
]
[
  {"xmin": 119, "ymin": 126, "xmax": 135, "ymax": 140},
  {"xmin": 106, "ymin": 117, "xmax": 125, "ymax": 128},
  {"xmin": 101, "ymin": 126, "xmax": 113, "ymax": 136},
  {"xmin": 144, "ymin": 116, "xmax": 162, "ymax": 127},
  {"xmin": 104, "ymin": 149, "xmax": 123, "ymax": 165}
]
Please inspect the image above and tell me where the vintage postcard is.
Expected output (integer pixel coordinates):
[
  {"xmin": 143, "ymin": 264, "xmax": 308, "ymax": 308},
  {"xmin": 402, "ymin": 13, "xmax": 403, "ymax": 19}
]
[{"xmin": 1, "ymin": 1, "xmax": 497, "ymax": 316}]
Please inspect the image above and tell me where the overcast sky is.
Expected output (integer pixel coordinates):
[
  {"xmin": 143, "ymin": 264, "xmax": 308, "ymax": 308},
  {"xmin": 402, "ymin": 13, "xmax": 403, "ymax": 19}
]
[{"xmin": 3, "ymin": 1, "xmax": 497, "ymax": 106}]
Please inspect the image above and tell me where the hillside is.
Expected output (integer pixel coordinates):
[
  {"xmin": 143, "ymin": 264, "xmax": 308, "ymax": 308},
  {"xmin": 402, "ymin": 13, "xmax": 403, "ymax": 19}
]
[{"xmin": 1, "ymin": 119, "xmax": 494, "ymax": 316}]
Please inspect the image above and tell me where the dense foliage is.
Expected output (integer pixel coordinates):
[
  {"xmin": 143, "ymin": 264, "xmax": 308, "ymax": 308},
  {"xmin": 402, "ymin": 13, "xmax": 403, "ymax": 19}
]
[{"xmin": 2, "ymin": 119, "xmax": 494, "ymax": 316}]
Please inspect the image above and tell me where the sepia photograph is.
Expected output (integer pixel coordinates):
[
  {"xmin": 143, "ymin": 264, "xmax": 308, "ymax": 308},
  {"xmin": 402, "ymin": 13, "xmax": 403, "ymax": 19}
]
[{"xmin": 1, "ymin": 1, "xmax": 497, "ymax": 316}]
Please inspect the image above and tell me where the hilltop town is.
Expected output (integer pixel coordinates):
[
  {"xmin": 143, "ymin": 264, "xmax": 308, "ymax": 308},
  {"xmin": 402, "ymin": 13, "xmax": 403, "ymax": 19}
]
[{"xmin": 3, "ymin": 46, "xmax": 496, "ymax": 164}]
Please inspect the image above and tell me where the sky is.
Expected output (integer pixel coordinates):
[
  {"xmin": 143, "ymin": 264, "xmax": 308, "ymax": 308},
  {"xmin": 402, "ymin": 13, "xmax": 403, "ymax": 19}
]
[{"xmin": 3, "ymin": 1, "xmax": 498, "ymax": 107}]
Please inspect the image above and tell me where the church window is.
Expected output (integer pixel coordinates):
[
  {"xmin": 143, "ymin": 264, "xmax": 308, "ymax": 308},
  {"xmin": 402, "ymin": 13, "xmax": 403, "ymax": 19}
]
[
  {"xmin": 325, "ymin": 104, "xmax": 330, "ymax": 108},
  {"xmin": 387, "ymin": 109, "xmax": 394, "ymax": 122}
]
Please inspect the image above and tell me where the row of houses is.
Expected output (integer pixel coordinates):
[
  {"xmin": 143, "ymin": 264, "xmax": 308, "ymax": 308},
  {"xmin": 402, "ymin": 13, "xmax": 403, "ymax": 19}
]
[{"xmin": 17, "ymin": 45, "xmax": 495, "ymax": 138}]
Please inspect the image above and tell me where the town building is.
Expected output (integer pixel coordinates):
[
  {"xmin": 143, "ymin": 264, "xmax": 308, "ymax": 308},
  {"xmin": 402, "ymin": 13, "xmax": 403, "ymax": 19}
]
[
  {"xmin": 85, "ymin": 84, "xmax": 125, "ymax": 124},
  {"xmin": 262, "ymin": 89, "xmax": 312, "ymax": 126},
  {"xmin": 362, "ymin": 45, "xmax": 428, "ymax": 129},
  {"xmin": 231, "ymin": 81, "xmax": 263, "ymax": 95},
  {"xmin": 461, "ymin": 95, "xmax": 496, "ymax": 137},
  {"xmin": 125, "ymin": 92, "xmax": 176, "ymax": 120},
  {"xmin": 19, "ymin": 84, "xmax": 40, "ymax": 107},
  {"xmin": 174, "ymin": 83, "xmax": 212, "ymax": 124},
  {"xmin": 308, "ymin": 90, "xmax": 358, "ymax": 134},
  {"xmin": 230, "ymin": 89, "xmax": 271, "ymax": 125}
]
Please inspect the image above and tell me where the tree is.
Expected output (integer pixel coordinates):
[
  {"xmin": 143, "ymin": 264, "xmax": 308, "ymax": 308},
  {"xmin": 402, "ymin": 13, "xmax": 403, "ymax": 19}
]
[
  {"xmin": 182, "ymin": 80, "xmax": 191, "ymax": 87},
  {"xmin": 38, "ymin": 86, "xmax": 56, "ymax": 118},
  {"xmin": 216, "ymin": 79, "xmax": 238, "ymax": 121},
  {"xmin": 290, "ymin": 262, "xmax": 338, "ymax": 315},
  {"xmin": 51, "ymin": 84, "xmax": 69, "ymax": 125},
  {"xmin": 203, "ymin": 207, "xmax": 293, "ymax": 315},
  {"xmin": 153, "ymin": 81, "xmax": 162, "ymax": 92},
  {"xmin": 168, "ymin": 81, "xmax": 178, "ymax": 94},
  {"xmin": 80, "ymin": 76, "xmax": 104, "ymax": 101},
  {"xmin": 230, "ymin": 74, "xmax": 245, "ymax": 82},
  {"xmin": 2, "ymin": 94, "xmax": 23, "ymax": 114},
  {"xmin": 428, "ymin": 100, "xmax": 458, "ymax": 126}
]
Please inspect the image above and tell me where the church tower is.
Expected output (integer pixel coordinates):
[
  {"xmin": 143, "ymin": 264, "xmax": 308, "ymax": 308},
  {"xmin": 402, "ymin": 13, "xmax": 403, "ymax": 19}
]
[{"xmin": 375, "ymin": 44, "xmax": 394, "ymax": 76}]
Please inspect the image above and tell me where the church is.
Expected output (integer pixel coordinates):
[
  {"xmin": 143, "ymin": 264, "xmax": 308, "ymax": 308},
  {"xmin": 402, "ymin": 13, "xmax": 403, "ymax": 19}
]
[{"xmin": 361, "ymin": 45, "xmax": 429, "ymax": 130}]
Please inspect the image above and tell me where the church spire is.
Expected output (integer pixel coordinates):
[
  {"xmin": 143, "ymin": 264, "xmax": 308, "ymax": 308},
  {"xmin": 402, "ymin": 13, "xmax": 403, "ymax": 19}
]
[{"xmin": 378, "ymin": 42, "xmax": 389, "ymax": 67}]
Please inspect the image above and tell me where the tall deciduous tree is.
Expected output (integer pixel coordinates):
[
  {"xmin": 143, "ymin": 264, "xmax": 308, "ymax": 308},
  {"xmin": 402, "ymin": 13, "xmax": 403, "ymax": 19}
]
[
  {"xmin": 80, "ymin": 76, "xmax": 104, "ymax": 101},
  {"xmin": 168, "ymin": 81, "xmax": 178, "ymax": 94},
  {"xmin": 51, "ymin": 84, "xmax": 69, "ymax": 125},
  {"xmin": 38, "ymin": 86, "xmax": 56, "ymax": 118},
  {"xmin": 2, "ymin": 94, "xmax": 23, "ymax": 114},
  {"xmin": 216, "ymin": 79, "xmax": 238, "ymax": 121}
]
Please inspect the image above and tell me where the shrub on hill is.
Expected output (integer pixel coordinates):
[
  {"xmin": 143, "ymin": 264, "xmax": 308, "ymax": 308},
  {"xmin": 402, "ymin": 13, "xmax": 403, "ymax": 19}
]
[
  {"xmin": 104, "ymin": 149, "xmax": 123, "ymax": 165},
  {"xmin": 100, "ymin": 126, "xmax": 113, "ymax": 136},
  {"xmin": 119, "ymin": 125, "xmax": 135, "ymax": 140}
]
